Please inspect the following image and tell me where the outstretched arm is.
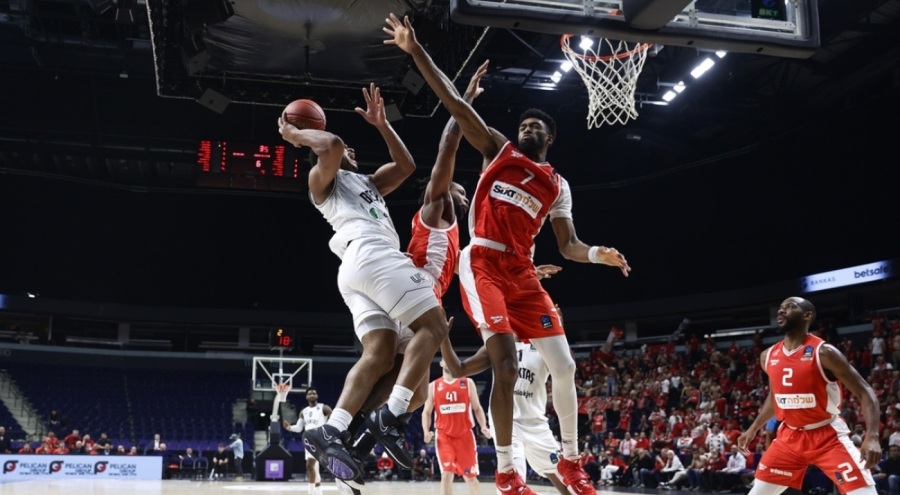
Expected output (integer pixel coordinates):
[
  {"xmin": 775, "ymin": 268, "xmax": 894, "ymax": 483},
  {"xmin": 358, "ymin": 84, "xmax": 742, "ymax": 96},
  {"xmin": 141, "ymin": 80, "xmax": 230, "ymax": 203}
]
[
  {"xmin": 354, "ymin": 83, "xmax": 416, "ymax": 197},
  {"xmin": 550, "ymin": 217, "xmax": 631, "ymax": 277},
  {"xmin": 821, "ymin": 344, "xmax": 882, "ymax": 469},
  {"xmin": 422, "ymin": 60, "xmax": 489, "ymax": 207},
  {"xmin": 384, "ymin": 14, "xmax": 505, "ymax": 161},
  {"xmin": 440, "ymin": 331, "xmax": 491, "ymax": 378},
  {"xmin": 278, "ymin": 119, "xmax": 345, "ymax": 203}
]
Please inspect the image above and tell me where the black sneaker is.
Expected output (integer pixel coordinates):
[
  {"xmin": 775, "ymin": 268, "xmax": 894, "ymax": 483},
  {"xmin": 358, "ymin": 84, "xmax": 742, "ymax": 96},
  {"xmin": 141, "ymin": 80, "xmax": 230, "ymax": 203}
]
[
  {"xmin": 303, "ymin": 425, "xmax": 361, "ymax": 481},
  {"xmin": 365, "ymin": 404, "xmax": 413, "ymax": 469}
]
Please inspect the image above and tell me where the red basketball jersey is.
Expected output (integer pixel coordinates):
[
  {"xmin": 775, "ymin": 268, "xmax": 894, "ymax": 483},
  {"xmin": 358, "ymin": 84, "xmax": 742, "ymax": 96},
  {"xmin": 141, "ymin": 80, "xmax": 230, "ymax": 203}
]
[
  {"xmin": 765, "ymin": 334, "xmax": 841, "ymax": 427},
  {"xmin": 468, "ymin": 141, "xmax": 563, "ymax": 259},
  {"xmin": 432, "ymin": 377, "xmax": 474, "ymax": 436},
  {"xmin": 407, "ymin": 209, "xmax": 459, "ymax": 302}
]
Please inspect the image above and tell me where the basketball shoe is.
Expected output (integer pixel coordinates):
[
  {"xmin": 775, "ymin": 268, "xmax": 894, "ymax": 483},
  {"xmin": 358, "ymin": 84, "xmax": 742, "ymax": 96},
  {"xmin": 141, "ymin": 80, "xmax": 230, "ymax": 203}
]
[
  {"xmin": 365, "ymin": 404, "xmax": 413, "ymax": 468},
  {"xmin": 303, "ymin": 424, "xmax": 361, "ymax": 481},
  {"xmin": 557, "ymin": 456, "xmax": 597, "ymax": 495},
  {"xmin": 495, "ymin": 469, "xmax": 537, "ymax": 495}
]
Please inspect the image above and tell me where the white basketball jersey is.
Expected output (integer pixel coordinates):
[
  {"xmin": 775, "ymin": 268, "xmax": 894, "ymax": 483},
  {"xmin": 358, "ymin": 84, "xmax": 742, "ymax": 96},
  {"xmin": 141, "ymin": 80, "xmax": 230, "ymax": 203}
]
[
  {"xmin": 301, "ymin": 403, "xmax": 327, "ymax": 430},
  {"xmin": 513, "ymin": 341, "xmax": 550, "ymax": 421},
  {"xmin": 313, "ymin": 169, "xmax": 400, "ymax": 259}
]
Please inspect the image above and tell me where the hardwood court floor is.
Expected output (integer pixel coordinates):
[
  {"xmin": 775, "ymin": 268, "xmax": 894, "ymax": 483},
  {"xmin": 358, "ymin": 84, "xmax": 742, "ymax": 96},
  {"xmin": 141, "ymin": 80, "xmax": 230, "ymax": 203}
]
[
  {"xmin": 0, "ymin": 478, "xmax": 578, "ymax": 495},
  {"xmin": 0, "ymin": 478, "xmax": 726, "ymax": 495}
]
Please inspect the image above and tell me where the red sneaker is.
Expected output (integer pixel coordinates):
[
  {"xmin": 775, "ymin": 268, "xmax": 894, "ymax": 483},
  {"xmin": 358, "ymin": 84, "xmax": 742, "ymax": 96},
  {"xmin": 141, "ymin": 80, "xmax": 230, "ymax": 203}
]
[
  {"xmin": 495, "ymin": 469, "xmax": 537, "ymax": 495},
  {"xmin": 557, "ymin": 456, "xmax": 597, "ymax": 495}
]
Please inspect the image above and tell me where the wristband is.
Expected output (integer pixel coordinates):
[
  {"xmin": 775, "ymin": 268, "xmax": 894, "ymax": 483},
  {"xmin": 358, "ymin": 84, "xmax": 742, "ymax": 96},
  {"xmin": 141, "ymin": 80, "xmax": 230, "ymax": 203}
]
[{"xmin": 588, "ymin": 246, "xmax": 602, "ymax": 264}]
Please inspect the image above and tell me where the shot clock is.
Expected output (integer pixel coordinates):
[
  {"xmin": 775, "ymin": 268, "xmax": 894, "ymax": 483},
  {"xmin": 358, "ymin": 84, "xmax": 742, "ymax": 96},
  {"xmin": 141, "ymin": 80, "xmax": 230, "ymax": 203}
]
[{"xmin": 269, "ymin": 328, "xmax": 296, "ymax": 351}]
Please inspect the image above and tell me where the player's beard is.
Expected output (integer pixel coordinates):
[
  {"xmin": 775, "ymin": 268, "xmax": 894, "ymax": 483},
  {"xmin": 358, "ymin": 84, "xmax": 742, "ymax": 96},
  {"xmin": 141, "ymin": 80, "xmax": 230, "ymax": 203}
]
[
  {"xmin": 518, "ymin": 135, "xmax": 544, "ymax": 156},
  {"xmin": 777, "ymin": 314, "xmax": 803, "ymax": 334}
]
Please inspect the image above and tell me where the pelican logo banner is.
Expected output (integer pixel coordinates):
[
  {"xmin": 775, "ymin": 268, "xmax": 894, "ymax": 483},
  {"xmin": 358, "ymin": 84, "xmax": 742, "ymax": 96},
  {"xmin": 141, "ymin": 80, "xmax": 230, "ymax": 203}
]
[
  {"xmin": 3, "ymin": 460, "xmax": 16, "ymax": 474},
  {"xmin": 94, "ymin": 461, "xmax": 108, "ymax": 474},
  {"xmin": 49, "ymin": 460, "xmax": 64, "ymax": 474}
]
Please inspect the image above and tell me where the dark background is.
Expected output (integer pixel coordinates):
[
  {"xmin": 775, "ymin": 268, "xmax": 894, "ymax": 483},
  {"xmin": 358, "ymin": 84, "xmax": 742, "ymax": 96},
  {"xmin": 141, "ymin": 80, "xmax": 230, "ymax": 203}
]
[{"xmin": 1, "ymin": 0, "xmax": 899, "ymax": 345}]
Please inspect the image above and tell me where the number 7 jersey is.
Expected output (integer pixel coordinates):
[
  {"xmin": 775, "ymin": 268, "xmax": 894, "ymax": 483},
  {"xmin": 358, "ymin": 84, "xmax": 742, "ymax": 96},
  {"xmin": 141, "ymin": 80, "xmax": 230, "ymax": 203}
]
[
  {"xmin": 468, "ymin": 141, "xmax": 572, "ymax": 259},
  {"xmin": 764, "ymin": 334, "xmax": 842, "ymax": 427}
]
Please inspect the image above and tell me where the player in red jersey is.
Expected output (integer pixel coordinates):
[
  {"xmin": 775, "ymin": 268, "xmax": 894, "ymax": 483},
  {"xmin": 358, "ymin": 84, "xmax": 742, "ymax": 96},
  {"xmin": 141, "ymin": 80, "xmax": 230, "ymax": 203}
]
[
  {"xmin": 422, "ymin": 360, "xmax": 491, "ymax": 495},
  {"xmin": 737, "ymin": 297, "xmax": 880, "ymax": 495},
  {"xmin": 384, "ymin": 14, "xmax": 631, "ymax": 495}
]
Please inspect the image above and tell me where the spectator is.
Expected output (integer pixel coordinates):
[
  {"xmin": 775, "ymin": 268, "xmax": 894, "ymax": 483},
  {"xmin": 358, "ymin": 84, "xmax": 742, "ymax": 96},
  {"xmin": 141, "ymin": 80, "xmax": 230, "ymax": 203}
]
[
  {"xmin": 62, "ymin": 429, "xmax": 81, "ymax": 451},
  {"xmin": 116, "ymin": 445, "xmax": 127, "ymax": 455},
  {"xmin": 146, "ymin": 433, "xmax": 163, "ymax": 455},
  {"xmin": 600, "ymin": 452, "xmax": 627, "ymax": 486},
  {"xmin": 94, "ymin": 432, "xmax": 112, "ymax": 455},
  {"xmin": 128, "ymin": 446, "xmax": 138, "ymax": 456},
  {"xmin": 619, "ymin": 432, "xmax": 637, "ymax": 461},
  {"xmin": 18, "ymin": 442, "xmax": 34, "ymax": 454},
  {"xmin": 685, "ymin": 446, "xmax": 709, "ymax": 491},
  {"xmin": 227, "ymin": 433, "xmax": 244, "ymax": 481},
  {"xmin": 211, "ymin": 443, "xmax": 230, "ymax": 479},
  {"xmin": 35, "ymin": 441, "xmax": 53, "ymax": 454},
  {"xmin": 412, "ymin": 449, "xmax": 433, "ymax": 481},
  {"xmin": 69, "ymin": 440, "xmax": 86, "ymax": 455},
  {"xmin": 705, "ymin": 423, "xmax": 728, "ymax": 453},
  {"xmin": 874, "ymin": 444, "xmax": 900, "ymax": 495},
  {"xmin": 0, "ymin": 426, "xmax": 10, "ymax": 453},
  {"xmin": 376, "ymin": 452, "xmax": 394, "ymax": 481},
  {"xmin": 658, "ymin": 448, "xmax": 686, "ymax": 488},
  {"xmin": 81, "ymin": 433, "xmax": 95, "ymax": 453},
  {"xmin": 48, "ymin": 409, "xmax": 62, "ymax": 430},
  {"xmin": 716, "ymin": 445, "xmax": 749, "ymax": 491}
]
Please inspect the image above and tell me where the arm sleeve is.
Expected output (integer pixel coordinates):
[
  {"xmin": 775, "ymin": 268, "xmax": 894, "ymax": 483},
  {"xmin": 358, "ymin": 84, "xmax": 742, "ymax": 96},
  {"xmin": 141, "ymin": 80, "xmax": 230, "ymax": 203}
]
[
  {"xmin": 287, "ymin": 417, "xmax": 305, "ymax": 433},
  {"xmin": 548, "ymin": 176, "xmax": 573, "ymax": 220}
]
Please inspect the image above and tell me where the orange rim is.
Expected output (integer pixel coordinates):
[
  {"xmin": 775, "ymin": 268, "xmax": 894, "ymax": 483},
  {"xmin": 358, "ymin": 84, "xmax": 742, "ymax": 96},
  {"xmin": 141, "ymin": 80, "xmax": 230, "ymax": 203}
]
[{"xmin": 560, "ymin": 34, "xmax": 653, "ymax": 62}]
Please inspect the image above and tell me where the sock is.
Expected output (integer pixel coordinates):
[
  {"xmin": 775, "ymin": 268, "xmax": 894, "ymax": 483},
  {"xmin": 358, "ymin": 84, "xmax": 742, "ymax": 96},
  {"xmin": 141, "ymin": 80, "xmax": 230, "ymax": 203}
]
[
  {"xmin": 495, "ymin": 445, "xmax": 514, "ymax": 473},
  {"xmin": 327, "ymin": 408, "xmax": 353, "ymax": 431},
  {"xmin": 561, "ymin": 438, "xmax": 579, "ymax": 459},
  {"xmin": 387, "ymin": 385, "xmax": 414, "ymax": 416},
  {"xmin": 348, "ymin": 412, "xmax": 368, "ymax": 439},
  {"xmin": 307, "ymin": 482, "xmax": 314, "ymax": 494},
  {"xmin": 352, "ymin": 429, "xmax": 378, "ymax": 457}
]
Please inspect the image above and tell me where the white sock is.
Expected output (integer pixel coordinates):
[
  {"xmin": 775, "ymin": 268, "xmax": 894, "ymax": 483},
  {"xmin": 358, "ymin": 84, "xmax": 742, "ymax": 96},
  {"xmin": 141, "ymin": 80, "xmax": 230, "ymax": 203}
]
[
  {"xmin": 307, "ymin": 482, "xmax": 314, "ymax": 494},
  {"xmin": 387, "ymin": 385, "xmax": 414, "ymax": 416},
  {"xmin": 495, "ymin": 445, "xmax": 514, "ymax": 473},
  {"xmin": 327, "ymin": 408, "xmax": 353, "ymax": 430}
]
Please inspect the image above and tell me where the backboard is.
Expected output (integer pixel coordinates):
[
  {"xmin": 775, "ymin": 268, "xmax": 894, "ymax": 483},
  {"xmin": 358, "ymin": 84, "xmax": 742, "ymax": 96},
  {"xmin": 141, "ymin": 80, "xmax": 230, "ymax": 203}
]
[
  {"xmin": 251, "ymin": 356, "xmax": 313, "ymax": 395},
  {"xmin": 451, "ymin": 0, "xmax": 819, "ymax": 58}
]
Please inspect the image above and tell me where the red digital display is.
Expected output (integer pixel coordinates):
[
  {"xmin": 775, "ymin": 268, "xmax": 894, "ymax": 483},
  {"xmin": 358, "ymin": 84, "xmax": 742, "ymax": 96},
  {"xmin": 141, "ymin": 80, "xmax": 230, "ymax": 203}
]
[
  {"xmin": 196, "ymin": 140, "xmax": 302, "ymax": 179},
  {"xmin": 270, "ymin": 328, "xmax": 296, "ymax": 350}
]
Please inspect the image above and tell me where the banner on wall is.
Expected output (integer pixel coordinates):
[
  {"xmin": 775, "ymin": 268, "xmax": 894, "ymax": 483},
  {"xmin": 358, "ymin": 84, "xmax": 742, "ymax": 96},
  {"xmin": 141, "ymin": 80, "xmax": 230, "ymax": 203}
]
[
  {"xmin": 799, "ymin": 259, "xmax": 895, "ymax": 293},
  {"xmin": 0, "ymin": 455, "xmax": 162, "ymax": 480}
]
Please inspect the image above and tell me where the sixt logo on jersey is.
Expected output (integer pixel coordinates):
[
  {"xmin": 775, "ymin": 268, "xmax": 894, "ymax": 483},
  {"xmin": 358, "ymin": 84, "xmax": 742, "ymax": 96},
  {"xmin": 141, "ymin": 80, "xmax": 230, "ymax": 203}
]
[{"xmin": 489, "ymin": 181, "xmax": 543, "ymax": 219}]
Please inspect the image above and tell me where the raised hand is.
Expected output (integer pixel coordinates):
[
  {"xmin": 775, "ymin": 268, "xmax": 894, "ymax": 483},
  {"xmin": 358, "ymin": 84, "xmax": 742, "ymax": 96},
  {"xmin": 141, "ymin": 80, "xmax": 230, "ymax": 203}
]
[
  {"xmin": 278, "ymin": 117, "xmax": 304, "ymax": 148},
  {"xmin": 383, "ymin": 13, "xmax": 417, "ymax": 54},
  {"xmin": 354, "ymin": 83, "xmax": 387, "ymax": 128},
  {"xmin": 594, "ymin": 246, "xmax": 632, "ymax": 277},
  {"xmin": 464, "ymin": 60, "xmax": 489, "ymax": 102}
]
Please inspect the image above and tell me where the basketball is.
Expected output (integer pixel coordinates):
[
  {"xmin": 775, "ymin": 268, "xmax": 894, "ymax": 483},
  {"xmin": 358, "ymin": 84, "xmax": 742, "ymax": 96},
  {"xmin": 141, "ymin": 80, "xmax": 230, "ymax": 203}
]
[{"xmin": 282, "ymin": 98, "xmax": 326, "ymax": 130}]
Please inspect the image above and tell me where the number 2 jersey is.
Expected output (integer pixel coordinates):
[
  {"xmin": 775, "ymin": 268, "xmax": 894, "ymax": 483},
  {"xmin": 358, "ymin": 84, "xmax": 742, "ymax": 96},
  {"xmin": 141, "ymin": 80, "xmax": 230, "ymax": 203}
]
[{"xmin": 764, "ymin": 333, "xmax": 841, "ymax": 427}]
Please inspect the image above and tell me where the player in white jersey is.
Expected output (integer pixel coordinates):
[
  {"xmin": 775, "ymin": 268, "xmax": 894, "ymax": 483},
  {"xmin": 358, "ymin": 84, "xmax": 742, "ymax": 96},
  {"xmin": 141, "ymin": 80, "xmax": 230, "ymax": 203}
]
[
  {"xmin": 278, "ymin": 83, "xmax": 451, "ymax": 481},
  {"xmin": 284, "ymin": 388, "xmax": 333, "ymax": 495},
  {"xmin": 440, "ymin": 265, "xmax": 569, "ymax": 495}
]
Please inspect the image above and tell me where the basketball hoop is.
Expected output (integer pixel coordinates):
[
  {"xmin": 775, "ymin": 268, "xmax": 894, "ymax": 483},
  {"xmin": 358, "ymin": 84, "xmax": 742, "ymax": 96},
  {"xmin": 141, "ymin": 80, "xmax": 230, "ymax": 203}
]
[
  {"xmin": 560, "ymin": 34, "xmax": 653, "ymax": 128},
  {"xmin": 274, "ymin": 382, "xmax": 291, "ymax": 403}
]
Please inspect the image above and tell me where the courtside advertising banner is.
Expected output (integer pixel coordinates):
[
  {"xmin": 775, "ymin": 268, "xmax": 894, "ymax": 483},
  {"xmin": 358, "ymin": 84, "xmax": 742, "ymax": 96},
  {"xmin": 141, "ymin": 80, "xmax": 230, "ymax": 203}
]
[{"xmin": 0, "ymin": 455, "xmax": 162, "ymax": 480}]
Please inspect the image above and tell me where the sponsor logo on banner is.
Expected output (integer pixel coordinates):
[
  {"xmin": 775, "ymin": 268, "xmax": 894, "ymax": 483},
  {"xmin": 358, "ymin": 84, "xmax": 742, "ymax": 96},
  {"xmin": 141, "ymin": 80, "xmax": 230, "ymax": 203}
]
[
  {"xmin": 0, "ymin": 455, "xmax": 158, "ymax": 479},
  {"xmin": 801, "ymin": 259, "xmax": 894, "ymax": 293}
]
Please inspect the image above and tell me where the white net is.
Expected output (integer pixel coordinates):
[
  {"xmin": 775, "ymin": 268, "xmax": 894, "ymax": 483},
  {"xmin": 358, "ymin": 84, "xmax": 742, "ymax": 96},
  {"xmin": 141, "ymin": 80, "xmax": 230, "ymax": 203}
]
[{"xmin": 561, "ymin": 35, "xmax": 652, "ymax": 128}]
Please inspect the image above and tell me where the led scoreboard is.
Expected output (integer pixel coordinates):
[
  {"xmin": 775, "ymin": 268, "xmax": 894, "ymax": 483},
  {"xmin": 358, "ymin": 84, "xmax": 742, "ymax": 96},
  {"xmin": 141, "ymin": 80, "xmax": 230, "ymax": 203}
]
[
  {"xmin": 196, "ymin": 140, "xmax": 306, "ymax": 192},
  {"xmin": 269, "ymin": 328, "xmax": 296, "ymax": 350}
]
